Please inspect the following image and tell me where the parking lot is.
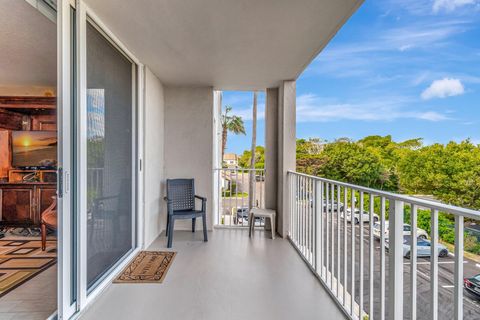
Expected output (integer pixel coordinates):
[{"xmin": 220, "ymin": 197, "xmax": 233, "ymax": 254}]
[{"xmin": 323, "ymin": 215, "xmax": 480, "ymax": 319}]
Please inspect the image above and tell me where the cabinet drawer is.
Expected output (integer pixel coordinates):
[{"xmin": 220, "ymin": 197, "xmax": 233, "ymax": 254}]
[{"xmin": 0, "ymin": 188, "xmax": 34, "ymax": 224}]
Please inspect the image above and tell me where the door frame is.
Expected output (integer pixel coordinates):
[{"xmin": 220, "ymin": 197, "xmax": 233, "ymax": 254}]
[
  {"xmin": 57, "ymin": 0, "xmax": 145, "ymax": 318},
  {"xmin": 57, "ymin": 0, "xmax": 76, "ymax": 318}
]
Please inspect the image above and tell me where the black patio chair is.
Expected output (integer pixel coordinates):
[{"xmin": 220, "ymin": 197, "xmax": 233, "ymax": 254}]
[{"xmin": 164, "ymin": 179, "xmax": 208, "ymax": 248}]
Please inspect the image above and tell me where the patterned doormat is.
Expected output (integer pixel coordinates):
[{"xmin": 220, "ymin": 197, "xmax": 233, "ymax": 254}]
[
  {"xmin": 114, "ymin": 251, "xmax": 176, "ymax": 283},
  {"xmin": 0, "ymin": 239, "xmax": 57, "ymax": 297}
]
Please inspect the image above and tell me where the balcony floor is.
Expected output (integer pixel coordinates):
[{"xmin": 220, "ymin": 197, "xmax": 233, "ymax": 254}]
[{"xmin": 80, "ymin": 229, "xmax": 346, "ymax": 320}]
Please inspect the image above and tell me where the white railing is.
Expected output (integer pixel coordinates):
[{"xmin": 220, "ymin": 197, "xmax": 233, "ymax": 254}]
[
  {"xmin": 214, "ymin": 168, "xmax": 265, "ymax": 227},
  {"xmin": 288, "ymin": 171, "xmax": 480, "ymax": 320}
]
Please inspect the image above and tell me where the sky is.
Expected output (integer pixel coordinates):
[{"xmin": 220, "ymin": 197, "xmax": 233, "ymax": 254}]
[{"xmin": 222, "ymin": 0, "xmax": 480, "ymax": 155}]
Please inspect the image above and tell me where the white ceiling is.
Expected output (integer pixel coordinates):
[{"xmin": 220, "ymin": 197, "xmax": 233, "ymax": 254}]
[
  {"xmin": 0, "ymin": 0, "xmax": 57, "ymax": 88},
  {"xmin": 84, "ymin": 0, "xmax": 362, "ymax": 90}
]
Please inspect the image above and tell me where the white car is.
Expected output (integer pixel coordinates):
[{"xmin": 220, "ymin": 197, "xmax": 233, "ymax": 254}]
[
  {"xmin": 385, "ymin": 236, "xmax": 448, "ymax": 258},
  {"xmin": 341, "ymin": 208, "xmax": 379, "ymax": 224},
  {"xmin": 322, "ymin": 200, "xmax": 344, "ymax": 211},
  {"xmin": 373, "ymin": 221, "xmax": 428, "ymax": 240}
]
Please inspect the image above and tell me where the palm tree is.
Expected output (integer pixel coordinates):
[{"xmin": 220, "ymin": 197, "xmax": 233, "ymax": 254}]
[
  {"xmin": 248, "ymin": 92, "xmax": 258, "ymax": 210},
  {"xmin": 221, "ymin": 105, "xmax": 246, "ymax": 164}
]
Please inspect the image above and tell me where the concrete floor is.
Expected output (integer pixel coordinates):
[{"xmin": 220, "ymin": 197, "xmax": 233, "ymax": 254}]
[{"xmin": 80, "ymin": 228, "xmax": 346, "ymax": 320}]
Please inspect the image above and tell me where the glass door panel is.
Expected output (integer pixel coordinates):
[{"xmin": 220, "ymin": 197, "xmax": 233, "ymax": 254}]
[{"xmin": 85, "ymin": 20, "xmax": 135, "ymax": 289}]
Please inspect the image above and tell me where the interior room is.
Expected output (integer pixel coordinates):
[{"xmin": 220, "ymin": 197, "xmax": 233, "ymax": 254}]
[{"xmin": 0, "ymin": 0, "xmax": 57, "ymax": 319}]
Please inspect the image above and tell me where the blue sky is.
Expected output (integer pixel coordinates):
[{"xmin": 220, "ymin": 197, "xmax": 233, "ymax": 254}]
[{"xmin": 223, "ymin": 0, "xmax": 480, "ymax": 154}]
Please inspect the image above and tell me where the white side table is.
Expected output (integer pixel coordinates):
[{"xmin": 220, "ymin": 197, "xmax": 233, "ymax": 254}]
[{"xmin": 249, "ymin": 208, "xmax": 276, "ymax": 239}]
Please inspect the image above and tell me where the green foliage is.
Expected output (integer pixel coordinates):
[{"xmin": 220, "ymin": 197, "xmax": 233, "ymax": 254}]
[
  {"xmin": 222, "ymin": 105, "xmax": 246, "ymax": 135},
  {"xmin": 405, "ymin": 208, "xmax": 455, "ymax": 243},
  {"xmin": 238, "ymin": 146, "xmax": 265, "ymax": 169},
  {"xmin": 295, "ymin": 136, "xmax": 480, "ymax": 210},
  {"xmin": 222, "ymin": 181, "xmax": 246, "ymax": 197},
  {"xmin": 398, "ymin": 140, "xmax": 480, "ymax": 209},
  {"xmin": 292, "ymin": 135, "xmax": 480, "ymax": 255},
  {"xmin": 297, "ymin": 138, "xmax": 396, "ymax": 190},
  {"xmin": 465, "ymin": 235, "xmax": 480, "ymax": 255}
]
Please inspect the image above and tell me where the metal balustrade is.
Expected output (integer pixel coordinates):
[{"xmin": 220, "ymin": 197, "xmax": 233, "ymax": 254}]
[
  {"xmin": 288, "ymin": 171, "xmax": 480, "ymax": 320},
  {"xmin": 214, "ymin": 168, "xmax": 265, "ymax": 227}
]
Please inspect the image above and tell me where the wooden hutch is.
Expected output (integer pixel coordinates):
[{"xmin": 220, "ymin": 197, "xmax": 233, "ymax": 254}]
[{"xmin": 0, "ymin": 96, "xmax": 57, "ymax": 228}]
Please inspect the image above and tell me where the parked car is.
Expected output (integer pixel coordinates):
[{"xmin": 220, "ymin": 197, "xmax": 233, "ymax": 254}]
[
  {"xmin": 341, "ymin": 208, "xmax": 379, "ymax": 224},
  {"xmin": 236, "ymin": 207, "xmax": 263, "ymax": 224},
  {"xmin": 464, "ymin": 274, "xmax": 480, "ymax": 299},
  {"xmin": 236, "ymin": 207, "xmax": 249, "ymax": 223},
  {"xmin": 385, "ymin": 236, "xmax": 449, "ymax": 258},
  {"xmin": 323, "ymin": 200, "xmax": 344, "ymax": 211},
  {"xmin": 255, "ymin": 174, "xmax": 265, "ymax": 182},
  {"xmin": 373, "ymin": 222, "xmax": 428, "ymax": 240}
]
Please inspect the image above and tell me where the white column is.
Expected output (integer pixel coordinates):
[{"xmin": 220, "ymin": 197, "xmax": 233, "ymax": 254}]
[
  {"xmin": 277, "ymin": 80, "xmax": 296, "ymax": 237},
  {"xmin": 265, "ymin": 81, "xmax": 296, "ymax": 238}
]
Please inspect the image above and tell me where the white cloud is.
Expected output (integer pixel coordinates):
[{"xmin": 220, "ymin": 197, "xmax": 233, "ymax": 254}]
[
  {"xmin": 231, "ymin": 103, "xmax": 265, "ymax": 121},
  {"xmin": 399, "ymin": 44, "xmax": 413, "ymax": 51},
  {"xmin": 296, "ymin": 94, "xmax": 449, "ymax": 122},
  {"xmin": 433, "ymin": 0, "xmax": 478, "ymax": 13},
  {"xmin": 308, "ymin": 20, "xmax": 469, "ymax": 80},
  {"xmin": 421, "ymin": 78, "xmax": 465, "ymax": 100}
]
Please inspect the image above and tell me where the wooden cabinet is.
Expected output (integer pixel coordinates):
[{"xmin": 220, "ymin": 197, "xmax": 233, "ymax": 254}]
[
  {"xmin": 0, "ymin": 183, "xmax": 56, "ymax": 227},
  {"xmin": 31, "ymin": 115, "xmax": 57, "ymax": 131}
]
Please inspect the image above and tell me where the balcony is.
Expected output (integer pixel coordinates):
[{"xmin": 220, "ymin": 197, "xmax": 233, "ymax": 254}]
[
  {"xmin": 79, "ymin": 229, "xmax": 346, "ymax": 320},
  {"xmin": 81, "ymin": 169, "xmax": 480, "ymax": 320}
]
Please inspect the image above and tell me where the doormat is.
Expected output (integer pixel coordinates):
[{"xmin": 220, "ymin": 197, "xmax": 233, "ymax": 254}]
[
  {"xmin": 114, "ymin": 251, "xmax": 176, "ymax": 283},
  {"xmin": 0, "ymin": 239, "xmax": 56, "ymax": 297}
]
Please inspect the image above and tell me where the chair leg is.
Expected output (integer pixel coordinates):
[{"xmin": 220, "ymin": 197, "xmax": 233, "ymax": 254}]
[
  {"xmin": 166, "ymin": 214, "xmax": 170, "ymax": 237},
  {"xmin": 167, "ymin": 217, "xmax": 175, "ymax": 248},
  {"xmin": 249, "ymin": 212, "xmax": 253, "ymax": 237},
  {"xmin": 192, "ymin": 218, "xmax": 196, "ymax": 232},
  {"xmin": 271, "ymin": 215, "xmax": 276, "ymax": 240},
  {"xmin": 41, "ymin": 222, "xmax": 46, "ymax": 251},
  {"xmin": 202, "ymin": 213, "xmax": 208, "ymax": 242}
]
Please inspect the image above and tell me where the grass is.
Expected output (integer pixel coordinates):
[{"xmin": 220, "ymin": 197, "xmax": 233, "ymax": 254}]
[
  {"xmin": 440, "ymin": 240, "xmax": 480, "ymax": 264},
  {"xmin": 222, "ymin": 192, "xmax": 248, "ymax": 198}
]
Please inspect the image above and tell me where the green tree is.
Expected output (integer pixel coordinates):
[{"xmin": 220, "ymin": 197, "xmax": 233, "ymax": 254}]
[
  {"xmin": 317, "ymin": 141, "xmax": 387, "ymax": 189},
  {"xmin": 238, "ymin": 146, "xmax": 265, "ymax": 169},
  {"xmin": 398, "ymin": 140, "xmax": 480, "ymax": 209},
  {"xmin": 221, "ymin": 105, "xmax": 246, "ymax": 163}
]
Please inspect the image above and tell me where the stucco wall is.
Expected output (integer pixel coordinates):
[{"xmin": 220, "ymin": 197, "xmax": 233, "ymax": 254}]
[
  {"xmin": 143, "ymin": 68, "xmax": 166, "ymax": 247},
  {"xmin": 265, "ymin": 88, "xmax": 278, "ymax": 211},
  {"xmin": 164, "ymin": 86, "xmax": 214, "ymax": 230}
]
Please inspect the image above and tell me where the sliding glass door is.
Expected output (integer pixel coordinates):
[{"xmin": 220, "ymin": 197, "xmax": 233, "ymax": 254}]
[
  {"xmin": 85, "ymin": 20, "xmax": 136, "ymax": 289},
  {"xmin": 58, "ymin": 1, "xmax": 140, "ymax": 317}
]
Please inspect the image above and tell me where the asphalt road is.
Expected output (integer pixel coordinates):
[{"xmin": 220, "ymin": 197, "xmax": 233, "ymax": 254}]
[{"xmin": 314, "ymin": 212, "xmax": 480, "ymax": 319}]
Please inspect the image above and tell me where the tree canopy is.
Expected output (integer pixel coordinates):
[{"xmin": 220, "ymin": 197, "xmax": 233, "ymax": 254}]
[
  {"xmin": 296, "ymin": 136, "xmax": 480, "ymax": 210},
  {"xmin": 236, "ymin": 135, "xmax": 480, "ymax": 210},
  {"xmin": 238, "ymin": 146, "xmax": 265, "ymax": 169}
]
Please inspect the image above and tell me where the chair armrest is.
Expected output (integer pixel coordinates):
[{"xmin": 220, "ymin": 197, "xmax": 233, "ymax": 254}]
[
  {"xmin": 194, "ymin": 195, "xmax": 207, "ymax": 201},
  {"xmin": 164, "ymin": 197, "xmax": 174, "ymax": 214},
  {"xmin": 195, "ymin": 195, "xmax": 207, "ymax": 212}
]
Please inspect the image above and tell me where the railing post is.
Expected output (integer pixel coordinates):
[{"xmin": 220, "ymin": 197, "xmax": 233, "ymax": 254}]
[
  {"xmin": 388, "ymin": 200, "xmax": 404, "ymax": 320},
  {"xmin": 315, "ymin": 180, "xmax": 322, "ymax": 275},
  {"xmin": 454, "ymin": 215, "xmax": 464, "ymax": 320}
]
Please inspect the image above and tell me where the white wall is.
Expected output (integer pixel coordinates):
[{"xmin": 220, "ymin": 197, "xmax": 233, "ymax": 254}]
[
  {"xmin": 143, "ymin": 67, "xmax": 166, "ymax": 247},
  {"xmin": 265, "ymin": 87, "xmax": 279, "ymax": 211},
  {"xmin": 164, "ymin": 86, "xmax": 214, "ymax": 230}
]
